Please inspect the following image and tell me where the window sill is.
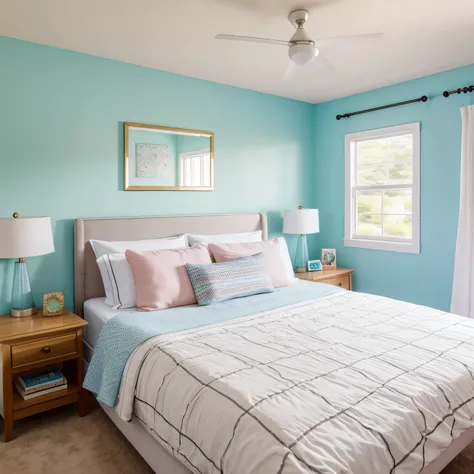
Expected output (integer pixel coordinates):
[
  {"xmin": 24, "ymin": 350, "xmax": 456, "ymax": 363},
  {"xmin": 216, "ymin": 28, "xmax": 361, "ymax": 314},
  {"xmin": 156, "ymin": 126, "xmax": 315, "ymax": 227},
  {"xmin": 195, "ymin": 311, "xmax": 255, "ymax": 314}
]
[{"xmin": 344, "ymin": 237, "xmax": 420, "ymax": 254}]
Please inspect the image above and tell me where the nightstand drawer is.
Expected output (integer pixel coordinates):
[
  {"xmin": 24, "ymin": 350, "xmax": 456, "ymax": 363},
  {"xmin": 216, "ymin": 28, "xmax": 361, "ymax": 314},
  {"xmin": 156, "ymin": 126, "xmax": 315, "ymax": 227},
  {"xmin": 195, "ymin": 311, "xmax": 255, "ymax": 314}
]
[
  {"xmin": 11, "ymin": 333, "xmax": 77, "ymax": 369},
  {"xmin": 323, "ymin": 276, "xmax": 350, "ymax": 290}
]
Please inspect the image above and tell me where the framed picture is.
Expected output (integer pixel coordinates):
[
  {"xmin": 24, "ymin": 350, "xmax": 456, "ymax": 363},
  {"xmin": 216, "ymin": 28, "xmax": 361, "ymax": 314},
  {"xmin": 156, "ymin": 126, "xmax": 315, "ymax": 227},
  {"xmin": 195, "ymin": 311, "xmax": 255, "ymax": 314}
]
[
  {"xmin": 307, "ymin": 259, "xmax": 322, "ymax": 272},
  {"xmin": 322, "ymin": 249, "xmax": 337, "ymax": 268},
  {"xmin": 42, "ymin": 292, "xmax": 64, "ymax": 317},
  {"xmin": 124, "ymin": 122, "xmax": 214, "ymax": 191},
  {"xmin": 136, "ymin": 143, "xmax": 169, "ymax": 179}
]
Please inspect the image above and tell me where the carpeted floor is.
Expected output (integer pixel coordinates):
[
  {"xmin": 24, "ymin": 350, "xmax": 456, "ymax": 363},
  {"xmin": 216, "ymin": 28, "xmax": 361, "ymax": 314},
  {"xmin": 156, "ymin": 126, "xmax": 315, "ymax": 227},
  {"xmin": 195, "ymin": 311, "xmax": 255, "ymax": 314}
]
[{"xmin": 1, "ymin": 404, "xmax": 473, "ymax": 474}]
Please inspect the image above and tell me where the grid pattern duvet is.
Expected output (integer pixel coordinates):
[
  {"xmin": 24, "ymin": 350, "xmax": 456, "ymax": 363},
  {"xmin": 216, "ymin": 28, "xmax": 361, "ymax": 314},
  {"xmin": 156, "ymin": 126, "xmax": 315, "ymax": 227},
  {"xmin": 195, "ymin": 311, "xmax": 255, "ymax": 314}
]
[{"xmin": 116, "ymin": 291, "xmax": 474, "ymax": 474}]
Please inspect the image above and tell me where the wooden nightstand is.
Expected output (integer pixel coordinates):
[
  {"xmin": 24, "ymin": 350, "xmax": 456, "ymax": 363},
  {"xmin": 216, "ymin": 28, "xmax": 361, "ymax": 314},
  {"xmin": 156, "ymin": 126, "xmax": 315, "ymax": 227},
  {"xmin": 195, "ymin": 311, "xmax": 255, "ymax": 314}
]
[
  {"xmin": 295, "ymin": 268, "xmax": 354, "ymax": 290},
  {"xmin": 0, "ymin": 309, "xmax": 88, "ymax": 442}
]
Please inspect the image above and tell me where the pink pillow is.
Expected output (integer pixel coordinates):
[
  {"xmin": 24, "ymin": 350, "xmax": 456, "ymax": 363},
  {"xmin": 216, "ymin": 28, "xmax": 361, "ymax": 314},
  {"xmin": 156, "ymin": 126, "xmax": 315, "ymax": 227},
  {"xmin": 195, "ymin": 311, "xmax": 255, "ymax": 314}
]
[
  {"xmin": 208, "ymin": 239, "xmax": 292, "ymax": 288},
  {"xmin": 125, "ymin": 245, "xmax": 212, "ymax": 311}
]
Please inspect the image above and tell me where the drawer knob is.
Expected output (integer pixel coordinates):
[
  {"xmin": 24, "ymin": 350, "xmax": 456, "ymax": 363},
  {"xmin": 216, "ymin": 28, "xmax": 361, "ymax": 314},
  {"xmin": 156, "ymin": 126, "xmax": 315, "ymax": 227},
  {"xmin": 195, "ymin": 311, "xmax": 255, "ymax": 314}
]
[
  {"xmin": 338, "ymin": 283, "xmax": 342, "ymax": 286},
  {"xmin": 41, "ymin": 346, "xmax": 51, "ymax": 354}
]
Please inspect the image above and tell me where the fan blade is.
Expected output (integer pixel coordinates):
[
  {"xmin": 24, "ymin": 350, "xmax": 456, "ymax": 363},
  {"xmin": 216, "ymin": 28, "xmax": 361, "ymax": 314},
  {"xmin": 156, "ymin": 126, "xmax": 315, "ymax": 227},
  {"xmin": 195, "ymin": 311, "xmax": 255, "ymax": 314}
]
[
  {"xmin": 314, "ymin": 33, "xmax": 383, "ymax": 48},
  {"xmin": 215, "ymin": 34, "xmax": 288, "ymax": 46},
  {"xmin": 313, "ymin": 51, "xmax": 335, "ymax": 71},
  {"xmin": 283, "ymin": 50, "xmax": 334, "ymax": 80},
  {"xmin": 282, "ymin": 61, "xmax": 297, "ymax": 81},
  {"xmin": 283, "ymin": 51, "xmax": 333, "ymax": 81}
]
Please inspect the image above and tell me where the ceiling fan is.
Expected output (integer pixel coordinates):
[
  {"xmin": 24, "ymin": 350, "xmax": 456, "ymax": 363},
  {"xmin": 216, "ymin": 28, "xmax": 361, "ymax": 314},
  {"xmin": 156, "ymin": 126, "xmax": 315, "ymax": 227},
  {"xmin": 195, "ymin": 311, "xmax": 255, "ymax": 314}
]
[{"xmin": 216, "ymin": 9, "xmax": 383, "ymax": 71}]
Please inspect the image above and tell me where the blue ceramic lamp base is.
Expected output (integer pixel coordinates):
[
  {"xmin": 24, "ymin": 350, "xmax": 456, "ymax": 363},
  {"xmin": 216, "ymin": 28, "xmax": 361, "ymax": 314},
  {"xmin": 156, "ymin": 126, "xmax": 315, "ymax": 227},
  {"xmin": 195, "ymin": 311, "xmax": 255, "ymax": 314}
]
[
  {"xmin": 10, "ymin": 259, "xmax": 37, "ymax": 318},
  {"xmin": 294, "ymin": 234, "xmax": 309, "ymax": 273}
]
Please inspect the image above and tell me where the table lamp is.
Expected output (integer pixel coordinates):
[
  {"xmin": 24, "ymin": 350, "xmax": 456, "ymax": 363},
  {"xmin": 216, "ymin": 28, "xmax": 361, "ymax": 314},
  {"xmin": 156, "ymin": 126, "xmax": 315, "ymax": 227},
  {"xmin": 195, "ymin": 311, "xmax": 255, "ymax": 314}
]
[
  {"xmin": 0, "ymin": 213, "xmax": 55, "ymax": 317},
  {"xmin": 283, "ymin": 207, "xmax": 319, "ymax": 273}
]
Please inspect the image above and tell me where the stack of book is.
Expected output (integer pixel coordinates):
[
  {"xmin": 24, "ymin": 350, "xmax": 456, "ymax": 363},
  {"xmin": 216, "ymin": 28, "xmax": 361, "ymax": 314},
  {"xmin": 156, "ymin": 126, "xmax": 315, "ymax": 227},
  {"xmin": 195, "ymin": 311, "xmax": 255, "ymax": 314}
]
[{"xmin": 16, "ymin": 369, "xmax": 67, "ymax": 400}]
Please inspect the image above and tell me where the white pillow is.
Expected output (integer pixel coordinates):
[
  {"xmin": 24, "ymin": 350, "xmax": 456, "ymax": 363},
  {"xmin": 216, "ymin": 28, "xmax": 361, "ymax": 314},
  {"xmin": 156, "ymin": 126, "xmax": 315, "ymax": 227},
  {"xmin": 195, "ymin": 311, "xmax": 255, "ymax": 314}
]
[
  {"xmin": 92, "ymin": 234, "xmax": 188, "ymax": 309},
  {"xmin": 186, "ymin": 231, "xmax": 262, "ymax": 246},
  {"xmin": 90, "ymin": 234, "xmax": 188, "ymax": 259},
  {"xmin": 97, "ymin": 253, "xmax": 136, "ymax": 309}
]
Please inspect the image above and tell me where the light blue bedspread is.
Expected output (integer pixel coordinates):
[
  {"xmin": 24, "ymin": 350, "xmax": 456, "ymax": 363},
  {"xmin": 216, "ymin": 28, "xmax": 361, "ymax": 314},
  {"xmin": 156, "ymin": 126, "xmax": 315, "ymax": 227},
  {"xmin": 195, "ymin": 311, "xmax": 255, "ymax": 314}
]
[{"xmin": 83, "ymin": 280, "xmax": 340, "ymax": 407}]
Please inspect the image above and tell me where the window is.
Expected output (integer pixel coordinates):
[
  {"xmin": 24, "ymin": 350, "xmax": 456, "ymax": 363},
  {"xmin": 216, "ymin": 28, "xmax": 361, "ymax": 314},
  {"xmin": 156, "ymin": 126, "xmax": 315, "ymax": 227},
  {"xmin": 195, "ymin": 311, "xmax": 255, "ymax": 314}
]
[
  {"xmin": 179, "ymin": 149, "xmax": 211, "ymax": 187},
  {"xmin": 344, "ymin": 123, "xmax": 420, "ymax": 253}
]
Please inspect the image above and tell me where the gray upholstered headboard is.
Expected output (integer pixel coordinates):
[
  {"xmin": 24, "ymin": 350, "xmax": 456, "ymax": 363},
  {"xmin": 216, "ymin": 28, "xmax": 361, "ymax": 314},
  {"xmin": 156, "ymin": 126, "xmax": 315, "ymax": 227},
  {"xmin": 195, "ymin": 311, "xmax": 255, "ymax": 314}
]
[{"xmin": 74, "ymin": 213, "xmax": 268, "ymax": 316}]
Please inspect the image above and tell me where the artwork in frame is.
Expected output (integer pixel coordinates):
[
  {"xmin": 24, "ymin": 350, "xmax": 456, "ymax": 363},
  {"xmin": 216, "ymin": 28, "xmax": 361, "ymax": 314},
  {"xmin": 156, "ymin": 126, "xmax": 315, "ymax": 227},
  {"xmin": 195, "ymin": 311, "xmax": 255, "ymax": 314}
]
[
  {"xmin": 136, "ymin": 143, "xmax": 169, "ymax": 179},
  {"xmin": 322, "ymin": 249, "xmax": 337, "ymax": 268},
  {"xmin": 307, "ymin": 259, "xmax": 322, "ymax": 272},
  {"xmin": 42, "ymin": 292, "xmax": 64, "ymax": 317},
  {"xmin": 124, "ymin": 122, "xmax": 214, "ymax": 191}
]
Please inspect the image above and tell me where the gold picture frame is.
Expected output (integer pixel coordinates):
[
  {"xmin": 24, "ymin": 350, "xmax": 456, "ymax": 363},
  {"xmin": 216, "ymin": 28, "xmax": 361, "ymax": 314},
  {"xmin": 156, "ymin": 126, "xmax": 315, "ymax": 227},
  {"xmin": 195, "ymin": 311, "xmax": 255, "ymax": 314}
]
[
  {"xmin": 42, "ymin": 292, "xmax": 64, "ymax": 317},
  {"xmin": 124, "ymin": 122, "xmax": 214, "ymax": 191}
]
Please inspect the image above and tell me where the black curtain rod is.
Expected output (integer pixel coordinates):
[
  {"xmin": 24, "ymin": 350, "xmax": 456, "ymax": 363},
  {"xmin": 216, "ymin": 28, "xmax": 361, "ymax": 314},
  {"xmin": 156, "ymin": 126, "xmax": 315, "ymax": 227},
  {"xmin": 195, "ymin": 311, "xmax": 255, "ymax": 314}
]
[
  {"xmin": 336, "ymin": 82, "xmax": 474, "ymax": 120},
  {"xmin": 336, "ymin": 96, "xmax": 428, "ymax": 120},
  {"xmin": 443, "ymin": 85, "xmax": 474, "ymax": 97}
]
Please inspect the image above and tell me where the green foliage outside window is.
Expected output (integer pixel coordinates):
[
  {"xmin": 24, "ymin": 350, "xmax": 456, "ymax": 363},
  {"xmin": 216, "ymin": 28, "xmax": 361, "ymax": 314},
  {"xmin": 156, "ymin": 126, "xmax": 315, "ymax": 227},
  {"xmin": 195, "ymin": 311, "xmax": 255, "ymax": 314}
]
[{"xmin": 355, "ymin": 135, "xmax": 413, "ymax": 238}]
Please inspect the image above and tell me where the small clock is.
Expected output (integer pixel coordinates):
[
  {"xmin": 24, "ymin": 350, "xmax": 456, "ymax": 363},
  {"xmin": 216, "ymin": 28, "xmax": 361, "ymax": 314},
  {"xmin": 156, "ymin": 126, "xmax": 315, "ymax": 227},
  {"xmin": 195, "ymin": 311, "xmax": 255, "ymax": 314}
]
[
  {"xmin": 307, "ymin": 259, "xmax": 322, "ymax": 272},
  {"xmin": 42, "ymin": 292, "xmax": 64, "ymax": 317}
]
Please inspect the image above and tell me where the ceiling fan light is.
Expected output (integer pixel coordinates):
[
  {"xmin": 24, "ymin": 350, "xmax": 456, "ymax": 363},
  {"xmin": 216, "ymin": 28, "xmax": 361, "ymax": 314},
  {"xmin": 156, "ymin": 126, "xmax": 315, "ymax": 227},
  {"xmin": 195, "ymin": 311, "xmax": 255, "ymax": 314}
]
[{"xmin": 288, "ymin": 44, "xmax": 318, "ymax": 66}]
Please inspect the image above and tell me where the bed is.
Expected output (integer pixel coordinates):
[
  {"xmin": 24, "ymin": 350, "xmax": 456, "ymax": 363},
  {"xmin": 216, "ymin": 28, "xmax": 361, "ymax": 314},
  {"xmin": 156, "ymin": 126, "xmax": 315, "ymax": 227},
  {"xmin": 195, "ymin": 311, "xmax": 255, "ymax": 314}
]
[{"xmin": 75, "ymin": 213, "xmax": 474, "ymax": 474}]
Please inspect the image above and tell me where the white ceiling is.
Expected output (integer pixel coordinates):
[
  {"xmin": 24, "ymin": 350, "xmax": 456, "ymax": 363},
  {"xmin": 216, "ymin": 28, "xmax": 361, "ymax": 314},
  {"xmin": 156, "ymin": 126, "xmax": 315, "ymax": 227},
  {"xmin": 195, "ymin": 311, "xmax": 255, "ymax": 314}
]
[{"xmin": 1, "ymin": 0, "xmax": 474, "ymax": 103}]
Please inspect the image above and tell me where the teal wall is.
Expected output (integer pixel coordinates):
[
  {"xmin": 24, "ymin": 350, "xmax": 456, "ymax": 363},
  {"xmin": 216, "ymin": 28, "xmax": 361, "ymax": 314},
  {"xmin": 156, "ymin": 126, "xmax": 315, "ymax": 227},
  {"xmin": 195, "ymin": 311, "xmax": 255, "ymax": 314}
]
[
  {"xmin": 2, "ymin": 36, "xmax": 472, "ymax": 315},
  {"xmin": 176, "ymin": 135, "xmax": 210, "ymax": 154},
  {"xmin": 313, "ymin": 63, "xmax": 474, "ymax": 311},
  {"xmin": 0, "ymin": 37, "xmax": 314, "ymax": 314}
]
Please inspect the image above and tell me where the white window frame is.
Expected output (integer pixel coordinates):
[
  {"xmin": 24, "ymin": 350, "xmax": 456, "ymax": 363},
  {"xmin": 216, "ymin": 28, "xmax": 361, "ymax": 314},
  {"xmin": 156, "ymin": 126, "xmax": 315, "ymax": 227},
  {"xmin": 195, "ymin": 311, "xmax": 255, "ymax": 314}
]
[
  {"xmin": 179, "ymin": 148, "xmax": 211, "ymax": 187},
  {"xmin": 344, "ymin": 122, "xmax": 420, "ymax": 254}
]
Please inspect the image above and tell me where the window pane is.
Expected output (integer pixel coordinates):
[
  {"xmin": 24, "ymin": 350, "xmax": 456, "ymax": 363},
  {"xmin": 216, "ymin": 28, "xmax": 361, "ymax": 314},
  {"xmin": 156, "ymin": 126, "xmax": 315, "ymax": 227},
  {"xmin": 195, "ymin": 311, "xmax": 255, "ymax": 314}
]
[
  {"xmin": 383, "ymin": 189, "xmax": 412, "ymax": 214},
  {"xmin": 202, "ymin": 155, "xmax": 210, "ymax": 187},
  {"xmin": 357, "ymin": 214, "xmax": 382, "ymax": 236},
  {"xmin": 356, "ymin": 163, "xmax": 386, "ymax": 185},
  {"xmin": 387, "ymin": 134, "xmax": 412, "ymax": 162},
  {"xmin": 357, "ymin": 139, "xmax": 386, "ymax": 165},
  {"xmin": 383, "ymin": 215, "xmax": 412, "ymax": 238},
  {"xmin": 191, "ymin": 156, "xmax": 200, "ymax": 186},
  {"xmin": 185, "ymin": 159, "xmax": 191, "ymax": 186},
  {"xmin": 357, "ymin": 190, "xmax": 382, "ymax": 214},
  {"xmin": 179, "ymin": 159, "xmax": 184, "ymax": 186},
  {"xmin": 388, "ymin": 162, "xmax": 412, "ymax": 184}
]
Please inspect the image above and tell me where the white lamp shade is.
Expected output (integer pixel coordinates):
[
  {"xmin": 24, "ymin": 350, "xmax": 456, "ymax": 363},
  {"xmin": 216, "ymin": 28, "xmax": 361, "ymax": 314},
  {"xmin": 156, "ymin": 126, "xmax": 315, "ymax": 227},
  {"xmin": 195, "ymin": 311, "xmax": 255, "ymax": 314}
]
[
  {"xmin": 0, "ymin": 216, "xmax": 55, "ymax": 258},
  {"xmin": 283, "ymin": 209, "xmax": 320, "ymax": 235}
]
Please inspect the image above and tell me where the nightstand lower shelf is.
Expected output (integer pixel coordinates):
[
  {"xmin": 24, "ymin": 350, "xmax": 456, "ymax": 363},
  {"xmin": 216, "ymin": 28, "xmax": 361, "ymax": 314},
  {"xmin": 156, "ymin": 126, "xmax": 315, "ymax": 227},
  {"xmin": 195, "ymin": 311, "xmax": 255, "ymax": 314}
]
[{"xmin": 13, "ymin": 383, "xmax": 81, "ymax": 420}]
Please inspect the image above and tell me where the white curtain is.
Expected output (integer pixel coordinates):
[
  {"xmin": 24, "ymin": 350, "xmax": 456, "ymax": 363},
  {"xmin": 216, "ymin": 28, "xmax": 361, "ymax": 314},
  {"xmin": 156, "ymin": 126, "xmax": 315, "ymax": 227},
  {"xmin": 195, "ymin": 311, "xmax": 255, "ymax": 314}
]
[{"xmin": 451, "ymin": 105, "xmax": 474, "ymax": 317}]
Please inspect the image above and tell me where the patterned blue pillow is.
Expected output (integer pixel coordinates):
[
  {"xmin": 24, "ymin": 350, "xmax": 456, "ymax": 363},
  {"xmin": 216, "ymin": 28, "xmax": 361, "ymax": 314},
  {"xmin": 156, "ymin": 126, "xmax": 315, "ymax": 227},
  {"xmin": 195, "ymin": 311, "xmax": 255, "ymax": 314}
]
[{"xmin": 186, "ymin": 252, "xmax": 274, "ymax": 306}]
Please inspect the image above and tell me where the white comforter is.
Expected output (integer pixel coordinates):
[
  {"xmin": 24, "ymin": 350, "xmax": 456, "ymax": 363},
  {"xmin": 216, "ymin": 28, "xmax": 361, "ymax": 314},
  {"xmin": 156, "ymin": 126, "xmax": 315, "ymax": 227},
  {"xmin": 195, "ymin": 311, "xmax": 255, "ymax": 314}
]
[{"xmin": 116, "ymin": 290, "xmax": 474, "ymax": 474}]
